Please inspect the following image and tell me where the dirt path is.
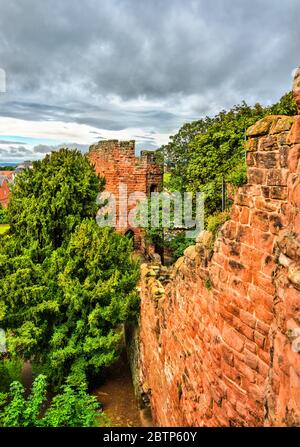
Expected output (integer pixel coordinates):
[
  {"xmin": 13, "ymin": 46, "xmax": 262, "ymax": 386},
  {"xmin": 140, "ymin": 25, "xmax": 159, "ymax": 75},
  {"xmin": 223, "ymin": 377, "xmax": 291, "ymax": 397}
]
[
  {"xmin": 92, "ymin": 356, "xmax": 143, "ymax": 427},
  {"xmin": 22, "ymin": 356, "xmax": 148, "ymax": 427},
  {"xmin": 21, "ymin": 361, "xmax": 33, "ymax": 396}
]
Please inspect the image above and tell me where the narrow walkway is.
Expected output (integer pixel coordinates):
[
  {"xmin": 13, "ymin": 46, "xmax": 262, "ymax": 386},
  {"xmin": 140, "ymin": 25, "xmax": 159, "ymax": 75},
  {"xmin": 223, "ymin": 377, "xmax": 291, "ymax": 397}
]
[
  {"xmin": 93, "ymin": 356, "xmax": 143, "ymax": 427},
  {"xmin": 22, "ymin": 356, "xmax": 147, "ymax": 427}
]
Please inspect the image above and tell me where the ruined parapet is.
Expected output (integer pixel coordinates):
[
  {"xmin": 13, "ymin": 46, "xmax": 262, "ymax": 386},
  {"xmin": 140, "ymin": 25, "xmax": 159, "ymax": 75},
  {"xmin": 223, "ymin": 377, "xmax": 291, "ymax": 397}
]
[{"xmin": 139, "ymin": 74, "xmax": 300, "ymax": 426}]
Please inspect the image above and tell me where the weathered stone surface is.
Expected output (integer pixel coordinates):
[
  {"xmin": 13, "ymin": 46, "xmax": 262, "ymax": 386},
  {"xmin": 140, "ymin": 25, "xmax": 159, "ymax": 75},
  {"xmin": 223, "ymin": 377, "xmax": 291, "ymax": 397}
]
[
  {"xmin": 288, "ymin": 116, "xmax": 300, "ymax": 144},
  {"xmin": 196, "ymin": 230, "xmax": 213, "ymax": 247},
  {"xmin": 246, "ymin": 116, "xmax": 277, "ymax": 137},
  {"xmin": 248, "ymin": 168, "xmax": 265, "ymax": 185},
  {"xmin": 88, "ymin": 140, "xmax": 162, "ymax": 250},
  {"xmin": 288, "ymin": 265, "xmax": 300, "ymax": 290},
  {"xmin": 258, "ymin": 135, "xmax": 278, "ymax": 151},
  {"xmin": 270, "ymin": 116, "xmax": 294, "ymax": 135},
  {"xmin": 293, "ymin": 68, "xmax": 300, "ymax": 94},
  {"xmin": 293, "ymin": 68, "xmax": 300, "ymax": 115}
]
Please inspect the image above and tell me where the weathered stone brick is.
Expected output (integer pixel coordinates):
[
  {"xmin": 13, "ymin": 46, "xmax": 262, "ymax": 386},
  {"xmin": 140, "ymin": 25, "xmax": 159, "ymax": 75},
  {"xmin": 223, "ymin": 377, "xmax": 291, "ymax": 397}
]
[
  {"xmin": 257, "ymin": 358, "xmax": 269, "ymax": 378},
  {"xmin": 256, "ymin": 320, "xmax": 270, "ymax": 336},
  {"xmin": 240, "ymin": 207, "xmax": 250, "ymax": 225},
  {"xmin": 254, "ymin": 196, "xmax": 278, "ymax": 212},
  {"xmin": 288, "ymin": 116, "xmax": 300, "ymax": 144},
  {"xmin": 288, "ymin": 144, "xmax": 300, "ymax": 173},
  {"xmin": 240, "ymin": 310, "xmax": 257, "ymax": 329},
  {"xmin": 250, "ymin": 210, "xmax": 269, "ymax": 232},
  {"xmin": 221, "ymin": 345, "xmax": 234, "ymax": 367},
  {"xmin": 221, "ymin": 221, "xmax": 238, "ymax": 240},
  {"xmin": 267, "ymin": 169, "xmax": 288, "ymax": 186},
  {"xmin": 279, "ymin": 146, "xmax": 289, "ymax": 168},
  {"xmin": 257, "ymin": 152, "xmax": 279, "ymax": 169},
  {"xmin": 222, "ymin": 326, "xmax": 245, "ymax": 353},
  {"xmin": 269, "ymin": 186, "xmax": 287, "ymax": 200},
  {"xmin": 258, "ymin": 134, "xmax": 278, "ymax": 151},
  {"xmin": 244, "ymin": 349, "xmax": 259, "ymax": 371},
  {"xmin": 240, "ymin": 245, "xmax": 264, "ymax": 270},
  {"xmin": 254, "ymin": 331, "xmax": 266, "ymax": 349},
  {"xmin": 248, "ymin": 168, "xmax": 265, "ymax": 185},
  {"xmin": 232, "ymin": 316, "xmax": 254, "ymax": 341},
  {"xmin": 261, "ymin": 186, "xmax": 270, "ymax": 198},
  {"xmin": 245, "ymin": 137, "xmax": 259, "ymax": 153},
  {"xmin": 247, "ymin": 116, "xmax": 277, "ymax": 138},
  {"xmin": 269, "ymin": 213, "xmax": 283, "ymax": 235},
  {"xmin": 246, "ymin": 152, "xmax": 256, "ymax": 167},
  {"xmin": 253, "ymin": 230, "xmax": 274, "ymax": 253},
  {"xmin": 235, "ymin": 359, "xmax": 256, "ymax": 383},
  {"xmin": 270, "ymin": 116, "xmax": 294, "ymax": 135},
  {"xmin": 288, "ymin": 175, "xmax": 300, "ymax": 207}
]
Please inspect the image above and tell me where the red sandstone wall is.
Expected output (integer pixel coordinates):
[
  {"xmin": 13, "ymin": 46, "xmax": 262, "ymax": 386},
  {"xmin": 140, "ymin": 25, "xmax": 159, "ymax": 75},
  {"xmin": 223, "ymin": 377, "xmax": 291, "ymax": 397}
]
[
  {"xmin": 88, "ymin": 140, "xmax": 162, "ymax": 249},
  {"xmin": 139, "ymin": 112, "xmax": 300, "ymax": 426}
]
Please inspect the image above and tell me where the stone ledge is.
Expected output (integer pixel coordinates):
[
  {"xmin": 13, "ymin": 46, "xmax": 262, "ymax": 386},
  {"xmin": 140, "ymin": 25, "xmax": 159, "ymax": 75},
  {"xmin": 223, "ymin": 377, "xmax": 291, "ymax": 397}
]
[{"xmin": 246, "ymin": 116, "xmax": 293, "ymax": 138}]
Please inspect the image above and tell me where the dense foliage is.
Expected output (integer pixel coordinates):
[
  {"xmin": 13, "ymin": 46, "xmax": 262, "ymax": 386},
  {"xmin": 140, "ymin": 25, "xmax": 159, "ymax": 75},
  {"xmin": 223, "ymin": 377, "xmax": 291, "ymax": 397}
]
[
  {"xmin": 153, "ymin": 92, "xmax": 297, "ymax": 259},
  {"xmin": 0, "ymin": 375, "xmax": 105, "ymax": 427},
  {"xmin": 0, "ymin": 205, "xmax": 8, "ymax": 224},
  {"xmin": 0, "ymin": 149, "xmax": 139, "ymax": 387},
  {"xmin": 0, "ymin": 359, "xmax": 22, "ymax": 393},
  {"xmin": 162, "ymin": 92, "xmax": 297, "ymax": 216},
  {"xmin": 7, "ymin": 148, "xmax": 104, "ymax": 259}
]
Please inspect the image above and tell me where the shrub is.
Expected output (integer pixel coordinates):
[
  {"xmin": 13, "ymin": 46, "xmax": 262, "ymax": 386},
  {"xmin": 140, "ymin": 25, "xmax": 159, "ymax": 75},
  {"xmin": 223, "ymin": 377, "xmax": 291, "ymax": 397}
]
[
  {"xmin": 0, "ymin": 358, "xmax": 22, "ymax": 393},
  {"xmin": 206, "ymin": 210, "xmax": 231, "ymax": 237},
  {"xmin": 167, "ymin": 232, "xmax": 195, "ymax": 259},
  {"xmin": 0, "ymin": 375, "xmax": 104, "ymax": 427}
]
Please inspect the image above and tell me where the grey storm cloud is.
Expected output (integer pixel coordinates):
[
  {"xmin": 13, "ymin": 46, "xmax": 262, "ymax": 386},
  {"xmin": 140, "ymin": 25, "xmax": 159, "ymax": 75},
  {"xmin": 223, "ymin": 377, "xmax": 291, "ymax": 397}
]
[
  {"xmin": 33, "ymin": 143, "xmax": 89, "ymax": 154},
  {"xmin": 0, "ymin": 142, "xmax": 90, "ymax": 162},
  {"xmin": 0, "ymin": 0, "xmax": 299, "ymax": 149}
]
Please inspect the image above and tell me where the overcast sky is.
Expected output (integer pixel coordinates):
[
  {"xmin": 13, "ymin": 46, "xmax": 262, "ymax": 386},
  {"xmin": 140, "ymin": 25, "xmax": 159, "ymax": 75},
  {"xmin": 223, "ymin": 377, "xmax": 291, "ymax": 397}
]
[{"xmin": 0, "ymin": 0, "xmax": 299, "ymax": 163}]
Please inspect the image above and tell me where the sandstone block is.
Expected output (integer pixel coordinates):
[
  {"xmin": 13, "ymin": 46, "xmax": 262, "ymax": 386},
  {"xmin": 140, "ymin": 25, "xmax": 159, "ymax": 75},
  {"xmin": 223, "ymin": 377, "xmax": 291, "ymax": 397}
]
[
  {"xmin": 288, "ymin": 116, "xmax": 300, "ymax": 144},
  {"xmin": 246, "ymin": 116, "xmax": 277, "ymax": 137},
  {"xmin": 293, "ymin": 68, "xmax": 300, "ymax": 114},
  {"xmin": 245, "ymin": 138, "xmax": 258, "ymax": 152},
  {"xmin": 240, "ymin": 310, "xmax": 257, "ymax": 329},
  {"xmin": 222, "ymin": 326, "xmax": 245, "ymax": 353},
  {"xmin": 248, "ymin": 168, "xmax": 265, "ymax": 185},
  {"xmin": 250, "ymin": 210, "xmax": 269, "ymax": 232},
  {"xmin": 266, "ymin": 169, "xmax": 288, "ymax": 186},
  {"xmin": 279, "ymin": 146, "xmax": 289, "ymax": 168},
  {"xmin": 196, "ymin": 230, "xmax": 213, "ymax": 248},
  {"xmin": 270, "ymin": 116, "xmax": 294, "ymax": 134},
  {"xmin": 258, "ymin": 135, "xmax": 278, "ymax": 151},
  {"xmin": 288, "ymin": 264, "xmax": 300, "ymax": 290},
  {"xmin": 244, "ymin": 349, "xmax": 258, "ymax": 371},
  {"xmin": 269, "ymin": 186, "xmax": 287, "ymax": 200},
  {"xmin": 288, "ymin": 144, "xmax": 300, "ymax": 172},
  {"xmin": 257, "ymin": 152, "xmax": 279, "ymax": 169}
]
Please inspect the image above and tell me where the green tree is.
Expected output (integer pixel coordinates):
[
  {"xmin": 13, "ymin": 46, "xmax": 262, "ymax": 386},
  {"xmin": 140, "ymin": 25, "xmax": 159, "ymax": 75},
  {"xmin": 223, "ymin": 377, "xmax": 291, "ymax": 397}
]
[
  {"xmin": 7, "ymin": 148, "xmax": 104, "ymax": 260},
  {"xmin": 162, "ymin": 92, "xmax": 296, "ymax": 217},
  {"xmin": 0, "ymin": 205, "xmax": 8, "ymax": 224},
  {"xmin": 0, "ymin": 375, "xmax": 103, "ymax": 427},
  {"xmin": 0, "ymin": 149, "xmax": 139, "ymax": 387}
]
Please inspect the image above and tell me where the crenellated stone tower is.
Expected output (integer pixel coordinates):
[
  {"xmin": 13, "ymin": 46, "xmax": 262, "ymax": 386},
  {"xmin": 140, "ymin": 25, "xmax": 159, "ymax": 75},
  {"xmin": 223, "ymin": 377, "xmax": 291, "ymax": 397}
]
[{"xmin": 88, "ymin": 140, "xmax": 163, "ymax": 250}]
